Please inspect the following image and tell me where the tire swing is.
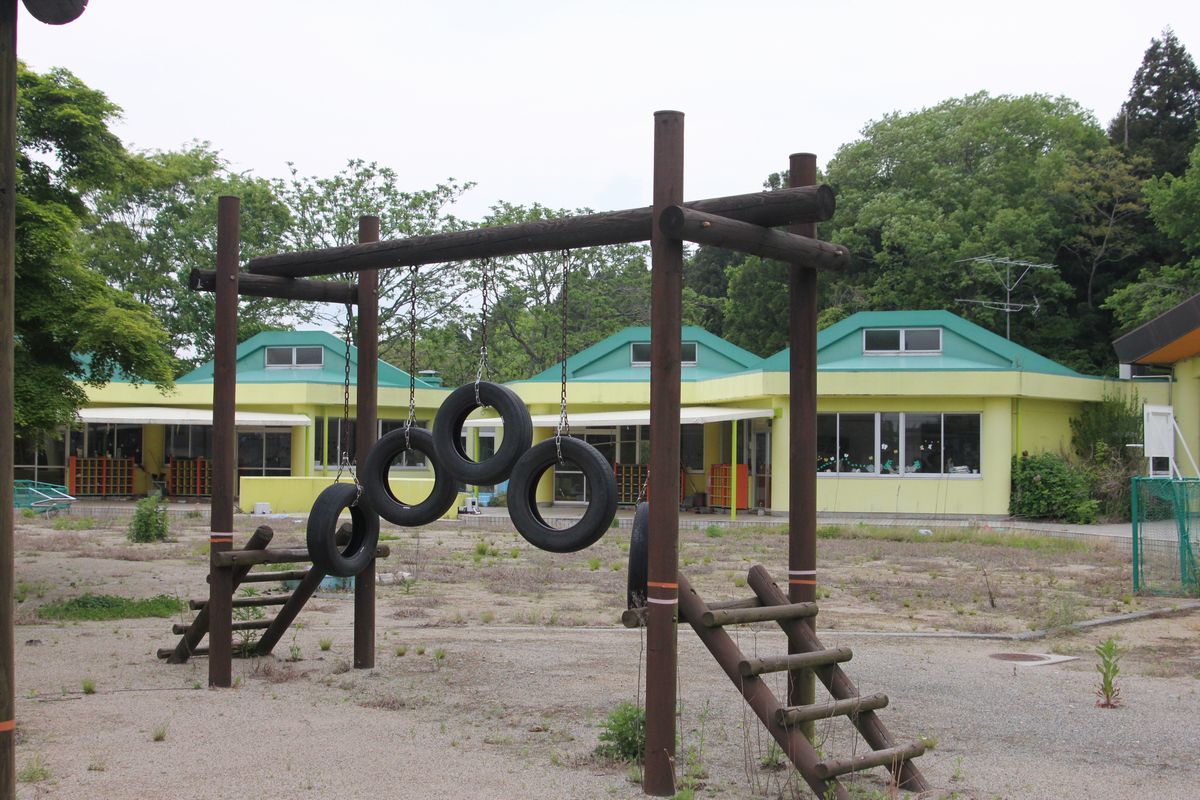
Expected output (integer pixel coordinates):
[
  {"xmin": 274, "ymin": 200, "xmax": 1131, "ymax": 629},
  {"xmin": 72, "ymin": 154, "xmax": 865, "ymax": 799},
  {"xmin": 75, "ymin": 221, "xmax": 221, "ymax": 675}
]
[
  {"xmin": 360, "ymin": 265, "xmax": 458, "ymax": 526},
  {"xmin": 627, "ymin": 499, "xmax": 649, "ymax": 609},
  {"xmin": 508, "ymin": 250, "xmax": 617, "ymax": 553},
  {"xmin": 432, "ymin": 259, "xmax": 532, "ymax": 485},
  {"xmin": 307, "ymin": 303, "xmax": 380, "ymax": 578}
]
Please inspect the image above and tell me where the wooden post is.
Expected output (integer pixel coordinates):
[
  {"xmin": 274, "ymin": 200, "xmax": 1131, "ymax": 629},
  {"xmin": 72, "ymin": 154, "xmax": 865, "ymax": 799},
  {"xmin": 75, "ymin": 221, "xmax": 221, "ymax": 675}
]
[
  {"xmin": 643, "ymin": 109, "xmax": 684, "ymax": 797},
  {"xmin": 787, "ymin": 154, "xmax": 819, "ymax": 736},
  {"xmin": 0, "ymin": 3, "xmax": 17, "ymax": 792},
  {"xmin": 208, "ymin": 196, "xmax": 240, "ymax": 688},
  {"xmin": 353, "ymin": 215, "xmax": 379, "ymax": 669}
]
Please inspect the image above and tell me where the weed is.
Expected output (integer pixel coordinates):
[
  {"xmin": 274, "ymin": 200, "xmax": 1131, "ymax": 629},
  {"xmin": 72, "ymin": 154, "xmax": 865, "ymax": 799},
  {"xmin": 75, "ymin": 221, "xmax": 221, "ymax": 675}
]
[
  {"xmin": 588, "ymin": 557, "xmax": 601, "ymax": 571},
  {"xmin": 1043, "ymin": 596, "xmax": 1084, "ymax": 632},
  {"xmin": 733, "ymin": 576, "xmax": 747, "ymax": 588},
  {"xmin": 416, "ymin": 646, "xmax": 426, "ymax": 655},
  {"xmin": 289, "ymin": 643, "xmax": 302, "ymax": 662},
  {"xmin": 152, "ymin": 722, "xmax": 169, "ymax": 742},
  {"xmin": 480, "ymin": 611, "xmax": 495, "ymax": 624},
  {"xmin": 433, "ymin": 648, "xmax": 446, "ymax": 662},
  {"xmin": 128, "ymin": 495, "xmax": 170, "ymax": 543},
  {"xmin": 53, "ymin": 515, "xmax": 96, "ymax": 531},
  {"xmin": 760, "ymin": 740, "xmax": 785, "ymax": 770},
  {"xmin": 87, "ymin": 757, "xmax": 106, "ymax": 772},
  {"xmin": 705, "ymin": 525, "xmax": 725, "ymax": 538},
  {"xmin": 595, "ymin": 702, "xmax": 645, "ymax": 762},
  {"xmin": 234, "ymin": 587, "xmax": 266, "ymax": 648},
  {"xmin": 1095, "ymin": 637, "xmax": 1122, "ymax": 708},
  {"xmin": 394, "ymin": 645, "xmax": 407, "ymax": 657},
  {"xmin": 38, "ymin": 593, "xmax": 183, "ymax": 621},
  {"xmin": 951, "ymin": 755, "xmax": 965, "ymax": 781},
  {"xmin": 17, "ymin": 754, "xmax": 50, "ymax": 783},
  {"xmin": 319, "ymin": 638, "xmax": 333, "ymax": 652},
  {"xmin": 917, "ymin": 732, "xmax": 938, "ymax": 750},
  {"xmin": 81, "ymin": 678, "xmax": 95, "ymax": 695}
]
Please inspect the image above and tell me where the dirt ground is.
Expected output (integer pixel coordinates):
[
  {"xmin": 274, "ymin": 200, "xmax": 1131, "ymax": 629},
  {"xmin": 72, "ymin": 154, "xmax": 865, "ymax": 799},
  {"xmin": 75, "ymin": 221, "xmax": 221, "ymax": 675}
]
[{"xmin": 8, "ymin": 508, "xmax": 1200, "ymax": 799}]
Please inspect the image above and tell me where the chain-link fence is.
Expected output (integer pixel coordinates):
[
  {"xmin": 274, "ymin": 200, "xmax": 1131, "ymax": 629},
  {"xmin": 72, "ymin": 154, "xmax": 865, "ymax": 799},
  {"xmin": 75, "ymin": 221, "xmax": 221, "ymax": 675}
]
[{"xmin": 1132, "ymin": 477, "xmax": 1200, "ymax": 595}]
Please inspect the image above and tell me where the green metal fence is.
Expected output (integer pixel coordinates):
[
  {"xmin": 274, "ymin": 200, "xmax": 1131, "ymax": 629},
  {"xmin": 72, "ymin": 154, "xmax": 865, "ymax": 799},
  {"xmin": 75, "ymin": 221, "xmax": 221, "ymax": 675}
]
[{"xmin": 1131, "ymin": 477, "xmax": 1200, "ymax": 595}]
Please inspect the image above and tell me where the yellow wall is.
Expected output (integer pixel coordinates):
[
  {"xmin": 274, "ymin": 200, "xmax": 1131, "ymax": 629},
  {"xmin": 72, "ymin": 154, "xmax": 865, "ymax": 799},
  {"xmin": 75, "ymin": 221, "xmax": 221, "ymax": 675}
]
[
  {"xmin": 1174, "ymin": 358, "xmax": 1200, "ymax": 476},
  {"xmin": 239, "ymin": 476, "xmax": 463, "ymax": 517}
]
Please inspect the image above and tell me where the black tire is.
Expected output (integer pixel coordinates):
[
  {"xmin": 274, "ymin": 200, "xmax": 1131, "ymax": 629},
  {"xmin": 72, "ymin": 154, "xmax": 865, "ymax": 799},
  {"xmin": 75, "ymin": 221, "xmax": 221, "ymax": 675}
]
[
  {"xmin": 431, "ymin": 381, "xmax": 532, "ymax": 486},
  {"xmin": 306, "ymin": 482, "xmax": 379, "ymax": 578},
  {"xmin": 627, "ymin": 501, "xmax": 649, "ymax": 609},
  {"xmin": 507, "ymin": 437, "xmax": 617, "ymax": 553},
  {"xmin": 360, "ymin": 427, "xmax": 458, "ymax": 526}
]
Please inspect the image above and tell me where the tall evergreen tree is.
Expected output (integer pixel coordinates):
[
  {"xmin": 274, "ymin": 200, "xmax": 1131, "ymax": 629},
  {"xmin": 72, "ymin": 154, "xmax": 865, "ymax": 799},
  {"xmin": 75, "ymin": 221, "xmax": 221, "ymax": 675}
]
[{"xmin": 1108, "ymin": 28, "xmax": 1200, "ymax": 178}]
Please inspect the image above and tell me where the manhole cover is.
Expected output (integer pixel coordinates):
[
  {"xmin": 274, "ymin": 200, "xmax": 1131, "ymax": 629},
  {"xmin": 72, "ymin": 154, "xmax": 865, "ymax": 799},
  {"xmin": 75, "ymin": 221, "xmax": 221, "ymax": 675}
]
[{"xmin": 990, "ymin": 653, "xmax": 1050, "ymax": 662}]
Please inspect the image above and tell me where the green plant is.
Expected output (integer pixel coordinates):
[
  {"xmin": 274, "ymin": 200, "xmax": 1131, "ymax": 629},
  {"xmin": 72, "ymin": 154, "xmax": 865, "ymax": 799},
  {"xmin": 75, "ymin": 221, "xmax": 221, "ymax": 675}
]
[
  {"xmin": 233, "ymin": 587, "xmax": 266, "ymax": 649},
  {"xmin": 415, "ymin": 646, "xmax": 426, "ymax": 655},
  {"xmin": 1095, "ymin": 637, "xmax": 1122, "ymax": 708},
  {"xmin": 288, "ymin": 643, "xmax": 302, "ymax": 661},
  {"xmin": 394, "ymin": 644, "xmax": 407, "ymax": 657},
  {"xmin": 587, "ymin": 557, "xmax": 601, "ymax": 571},
  {"xmin": 1010, "ymin": 452, "xmax": 1098, "ymax": 524},
  {"xmin": 20, "ymin": 507, "xmax": 36, "ymax": 518},
  {"xmin": 38, "ymin": 593, "xmax": 183, "ymax": 621},
  {"xmin": 152, "ymin": 722, "xmax": 169, "ymax": 742},
  {"xmin": 127, "ymin": 495, "xmax": 170, "ymax": 542},
  {"xmin": 52, "ymin": 515, "xmax": 96, "ymax": 531},
  {"xmin": 760, "ymin": 740, "xmax": 785, "ymax": 770},
  {"xmin": 488, "ymin": 490, "xmax": 507, "ymax": 507},
  {"xmin": 704, "ymin": 525, "xmax": 725, "ymax": 538},
  {"xmin": 17, "ymin": 754, "xmax": 50, "ymax": 783},
  {"xmin": 81, "ymin": 678, "xmax": 95, "ymax": 695},
  {"xmin": 594, "ymin": 702, "xmax": 645, "ymax": 762},
  {"xmin": 1043, "ymin": 596, "xmax": 1084, "ymax": 632},
  {"xmin": 319, "ymin": 638, "xmax": 333, "ymax": 651}
]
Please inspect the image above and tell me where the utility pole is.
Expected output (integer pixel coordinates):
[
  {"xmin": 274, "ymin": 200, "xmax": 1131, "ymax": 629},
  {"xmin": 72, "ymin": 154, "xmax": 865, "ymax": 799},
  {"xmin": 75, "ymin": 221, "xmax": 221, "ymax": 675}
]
[{"xmin": 955, "ymin": 255, "xmax": 1056, "ymax": 339}]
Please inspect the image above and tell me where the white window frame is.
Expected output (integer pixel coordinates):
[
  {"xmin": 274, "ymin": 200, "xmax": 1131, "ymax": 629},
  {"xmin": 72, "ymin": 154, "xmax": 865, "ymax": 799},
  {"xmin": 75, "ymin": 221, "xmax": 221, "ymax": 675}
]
[
  {"xmin": 265, "ymin": 345, "xmax": 324, "ymax": 369},
  {"xmin": 817, "ymin": 411, "xmax": 982, "ymax": 478},
  {"xmin": 862, "ymin": 328, "xmax": 942, "ymax": 356}
]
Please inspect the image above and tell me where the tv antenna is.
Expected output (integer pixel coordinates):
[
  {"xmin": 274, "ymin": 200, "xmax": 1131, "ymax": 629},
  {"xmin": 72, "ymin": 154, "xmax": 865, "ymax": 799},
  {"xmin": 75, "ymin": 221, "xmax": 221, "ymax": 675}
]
[{"xmin": 954, "ymin": 255, "xmax": 1056, "ymax": 339}]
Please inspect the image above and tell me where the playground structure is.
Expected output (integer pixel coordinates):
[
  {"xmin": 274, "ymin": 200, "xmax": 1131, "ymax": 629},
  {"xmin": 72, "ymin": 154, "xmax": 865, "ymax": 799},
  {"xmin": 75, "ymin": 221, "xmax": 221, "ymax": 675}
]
[{"xmin": 180, "ymin": 111, "xmax": 927, "ymax": 797}]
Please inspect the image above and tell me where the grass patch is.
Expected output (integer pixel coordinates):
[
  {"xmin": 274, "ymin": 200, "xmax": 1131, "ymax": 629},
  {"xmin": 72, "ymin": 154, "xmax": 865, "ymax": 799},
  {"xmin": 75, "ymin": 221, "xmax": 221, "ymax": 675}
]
[
  {"xmin": 804, "ymin": 524, "xmax": 1092, "ymax": 554},
  {"xmin": 17, "ymin": 754, "xmax": 50, "ymax": 783},
  {"xmin": 52, "ymin": 515, "xmax": 96, "ymax": 531},
  {"xmin": 38, "ymin": 593, "xmax": 184, "ymax": 621}
]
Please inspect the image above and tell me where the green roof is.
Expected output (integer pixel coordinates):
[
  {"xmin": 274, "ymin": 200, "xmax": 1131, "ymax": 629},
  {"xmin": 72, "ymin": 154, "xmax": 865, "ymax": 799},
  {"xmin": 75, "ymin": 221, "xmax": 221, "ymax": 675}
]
[
  {"xmin": 523, "ymin": 326, "xmax": 764, "ymax": 382},
  {"xmin": 177, "ymin": 330, "xmax": 441, "ymax": 388},
  {"xmin": 761, "ymin": 310, "xmax": 1086, "ymax": 377}
]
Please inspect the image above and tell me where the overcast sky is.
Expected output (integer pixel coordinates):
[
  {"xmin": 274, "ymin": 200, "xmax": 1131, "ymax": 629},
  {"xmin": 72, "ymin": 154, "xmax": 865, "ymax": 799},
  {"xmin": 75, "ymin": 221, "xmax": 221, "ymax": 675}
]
[{"xmin": 16, "ymin": 1, "xmax": 1199, "ymax": 221}]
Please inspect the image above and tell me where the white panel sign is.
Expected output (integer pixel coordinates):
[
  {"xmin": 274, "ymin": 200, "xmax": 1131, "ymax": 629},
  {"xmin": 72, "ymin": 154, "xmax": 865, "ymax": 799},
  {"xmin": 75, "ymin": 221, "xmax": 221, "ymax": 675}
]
[{"xmin": 1144, "ymin": 405, "xmax": 1176, "ymax": 460}]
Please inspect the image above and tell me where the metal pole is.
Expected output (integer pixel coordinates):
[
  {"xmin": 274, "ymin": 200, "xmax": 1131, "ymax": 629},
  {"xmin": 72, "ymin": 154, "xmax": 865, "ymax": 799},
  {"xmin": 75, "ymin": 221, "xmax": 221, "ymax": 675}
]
[
  {"xmin": 0, "ymin": 2, "xmax": 17, "ymax": 792},
  {"xmin": 354, "ymin": 215, "xmax": 379, "ymax": 669},
  {"xmin": 787, "ymin": 153, "xmax": 818, "ymax": 737},
  {"xmin": 208, "ymin": 196, "xmax": 240, "ymax": 688},
  {"xmin": 643, "ymin": 109, "xmax": 684, "ymax": 797}
]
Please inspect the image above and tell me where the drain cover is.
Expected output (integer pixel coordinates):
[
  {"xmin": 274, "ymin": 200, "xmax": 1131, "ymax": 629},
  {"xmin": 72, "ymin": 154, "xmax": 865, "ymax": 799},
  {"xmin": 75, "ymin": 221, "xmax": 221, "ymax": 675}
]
[{"xmin": 990, "ymin": 653, "xmax": 1050, "ymax": 662}]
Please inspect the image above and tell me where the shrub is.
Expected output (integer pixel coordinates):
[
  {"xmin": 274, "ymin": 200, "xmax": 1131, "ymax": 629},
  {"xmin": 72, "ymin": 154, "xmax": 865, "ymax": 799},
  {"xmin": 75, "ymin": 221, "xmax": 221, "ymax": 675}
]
[
  {"xmin": 595, "ymin": 702, "xmax": 645, "ymax": 762},
  {"xmin": 1011, "ymin": 452, "xmax": 1097, "ymax": 524},
  {"xmin": 128, "ymin": 495, "xmax": 169, "ymax": 542},
  {"xmin": 1070, "ymin": 394, "xmax": 1143, "ymax": 522}
]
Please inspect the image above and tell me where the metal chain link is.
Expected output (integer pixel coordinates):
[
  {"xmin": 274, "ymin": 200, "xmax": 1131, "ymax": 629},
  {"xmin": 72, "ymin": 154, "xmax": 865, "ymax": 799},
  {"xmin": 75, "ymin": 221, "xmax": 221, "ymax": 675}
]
[
  {"xmin": 475, "ymin": 260, "xmax": 491, "ymax": 407},
  {"xmin": 405, "ymin": 264, "xmax": 418, "ymax": 450},
  {"xmin": 337, "ymin": 301, "xmax": 360, "ymax": 500},
  {"xmin": 636, "ymin": 468, "xmax": 650, "ymax": 503},
  {"xmin": 556, "ymin": 249, "xmax": 570, "ymax": 463}
]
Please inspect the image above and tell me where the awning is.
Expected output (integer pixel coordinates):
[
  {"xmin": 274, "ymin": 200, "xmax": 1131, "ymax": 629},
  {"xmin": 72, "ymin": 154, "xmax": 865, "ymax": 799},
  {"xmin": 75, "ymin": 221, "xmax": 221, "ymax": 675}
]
[
  {"xmin": 77, "ymin": 406, "xmax": 311, "ymax": 427},
  {"xmin": 463, "ymin": 406, "xmax": 773, "ymax": 428}
]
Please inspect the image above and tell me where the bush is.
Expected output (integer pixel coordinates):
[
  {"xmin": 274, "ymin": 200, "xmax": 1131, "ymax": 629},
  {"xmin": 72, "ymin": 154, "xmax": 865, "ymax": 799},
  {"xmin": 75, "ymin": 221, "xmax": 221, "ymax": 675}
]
[
  {"xmin": 128, "ymin": 495, "xmax": 169, "ymax": 542},
  {"xmin": 1070, "ymin": 394, "xmax": 1143, "ymax": 521},
  {"xmin": 595, "ymin": 702, "xmax": 645, "ymax": 762},
  {"xmin": 1011, "ymin": 452, "xmax": 1098, "ymax": 524}
]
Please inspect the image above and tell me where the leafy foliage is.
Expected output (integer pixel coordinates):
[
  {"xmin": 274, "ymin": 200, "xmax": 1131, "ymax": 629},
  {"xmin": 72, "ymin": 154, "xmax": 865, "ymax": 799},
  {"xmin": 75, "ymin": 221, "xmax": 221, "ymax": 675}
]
[
  {"xmin": 1070, "ymin": 394, "xmax": 1143, "ymax": 521},
  {"xmin": 1094, "ymin": 637, "xmax": 1122, "ymax": 708},
  {"xmin": 38, "ymin": 593, "xmax": 184, "ymax": 621},
  {"xmin": 127, "ymin": 495, "xmax": 169, "ymax": 543},
  {"xmin": 1010, "ymin": 452, "xmax": 1098, "ymax": 524},
  {"xmin": 594, "ymin": 701, "xmax": 645, "ymax": 762}
]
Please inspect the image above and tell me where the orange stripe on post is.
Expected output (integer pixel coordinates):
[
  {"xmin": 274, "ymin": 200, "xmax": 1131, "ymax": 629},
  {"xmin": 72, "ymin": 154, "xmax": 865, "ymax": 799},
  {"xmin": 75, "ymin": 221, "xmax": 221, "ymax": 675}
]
[
  {"xmin": 0, "ymin": 719, "xmax": 15, "ymax": 732},
  {"xmin": 789, "ymin": 578, "xmax": 817, "ymax": 586},
  {"xmin": 646, "ymin": 581, "xmax": 678, "ymax": 590}
]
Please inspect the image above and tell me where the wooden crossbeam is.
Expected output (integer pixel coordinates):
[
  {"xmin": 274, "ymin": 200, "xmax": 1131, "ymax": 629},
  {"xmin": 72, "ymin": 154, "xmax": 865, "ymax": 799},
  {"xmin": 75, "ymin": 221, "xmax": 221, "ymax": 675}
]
[
  {"xmin": 739, "ymin": 646, "xmax": 853, "ymax": 677},
  {"xmin": 776, "ymin": 693, "xmax": 889, "ymax": 726},
  {"xmin": 658, "ymin": 205, "xmax": 850, "ymax": 271}
]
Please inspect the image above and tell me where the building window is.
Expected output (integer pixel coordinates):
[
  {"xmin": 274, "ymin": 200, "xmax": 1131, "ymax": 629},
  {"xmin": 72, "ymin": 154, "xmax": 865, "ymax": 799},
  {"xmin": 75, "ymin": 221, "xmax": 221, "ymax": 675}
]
[
  {"xmin": 168, "ymin": 425, "xmax": 212, "ymax": 460},
  {"xmin": 265, "ymin": 345, "xmax": 324, "ymax": 369},
  {"xmin": 863, "ymin": 328, "xmax": 941, "ymax": 355},
  {"xmin": 816, "ymin": 412, "xmax": 981, "ymax": 476},
  {"xmin": 631, "ymin": 341, "xmax": 698, "ymax": 367},
  {"xmin": 680, "ymin": 424, "xmax": 704, "ymax": 472},
  {"xmin": 14, "ymin": 429, "xmax": 67, "ymax": 485},
  {"xmin": 381, "ymin": 419, "xmax": 429, "ymax": 467},
  {"xmin": 237, "ymin": 430, "xmax": 292, "ymax": 477}
]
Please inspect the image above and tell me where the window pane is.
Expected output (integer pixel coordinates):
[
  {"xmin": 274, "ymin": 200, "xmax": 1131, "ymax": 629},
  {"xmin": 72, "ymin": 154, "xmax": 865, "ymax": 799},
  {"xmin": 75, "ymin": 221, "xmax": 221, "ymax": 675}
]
[
  {"xmin": 879, "ymin": 412, "xmax": 900, "ymax": 474},
  {"xmin": 193, "ymin": 426, "xmax": 212, "ymax": 459},
  {"xmin": 837, "ymin": 414, "xmax": 875, "ymax": 473},
  {"xmin": 904, "ymin": 329, "xmax": 940, "ymax": 352},
  {"xmin": 314, "ymin": 418, "xmax": 324, "ymax": 464},
  {"xmin": 585, "ymin": 433, "xmax": 616, "ymax": 465},
  {"xmin": 555, "ymin": 464, "xmax": 585, "ymax": 502},
  {"xmin": 115, "ymin": 425, "xmax": 142, "ymax": 461},
  {"xmin": 238, "ymin": 432, "xmax": 263, "ymax": 473},
  {"xmin": 266, "ymin": 347, "xmax": 292, "ymax": 366},
  {"xmin": 69, "ymin": 428, "xmax": 84, "ymax": 460},
  {"xmin": 264, "ymin": 432, "xmax": 291, "ymax": 471},
  {"xmin": 631, "ymin": 342, "xmax": 652, "ymax": 364},
  {"xmin": 295, "ymin": 346, "xmax": 323, "ymax": 365},
  {"xmin": 13, "ymin": 433, "xmax": 37, "ymax": 466},
  {"xmin": 904, "ymin": 413, "xmax": 942, "ymax": 474},
  {"xmin": 680, "ymin": 425, "xmax": 703, "ymax": 471},
  {"xmin": 944, "ymin": 414, "xmax": 981, "ymax": 474},
  {"xmin": 169, "ymin": 425, "xmax": 190, "ymax": 459},
  {"xmin": 864, "ymin": 329, "xmax": 900, "ymax": 352},
  {"xmin": 817, "ymin": 414, "xmax": 837, "ymax": 472},
  {"xmin": 681, "ymin": 342, "xmax": 698, "ymax": 364}
]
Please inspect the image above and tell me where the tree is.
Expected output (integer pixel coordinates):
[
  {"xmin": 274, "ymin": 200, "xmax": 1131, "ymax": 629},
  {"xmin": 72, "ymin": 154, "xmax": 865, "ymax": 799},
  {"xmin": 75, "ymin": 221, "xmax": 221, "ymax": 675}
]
[
  {"xmin": 14, "ymin": 64, "xmax": 174, "ymax": 434},
  {"xmin": 682, "ymin": 245, "xmax": 739, "ymax": 336},
  {"xmin": 1108, "ymin": 28, "xmax": 1200, "ymax": 179},
  {"xmin": 85, "ymin": 144, "xmax": 293, "ymax": 371}
]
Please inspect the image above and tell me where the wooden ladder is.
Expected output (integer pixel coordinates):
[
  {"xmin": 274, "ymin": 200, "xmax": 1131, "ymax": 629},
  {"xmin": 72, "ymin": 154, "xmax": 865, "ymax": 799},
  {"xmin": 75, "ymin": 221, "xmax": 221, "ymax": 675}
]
[
  {"xmin": 158, "ymin": 524, "xmax": 390, "ymax": 663},
  {"xmin": 628, "ymin": 565, "xmax": 929, "ymax": 798}
]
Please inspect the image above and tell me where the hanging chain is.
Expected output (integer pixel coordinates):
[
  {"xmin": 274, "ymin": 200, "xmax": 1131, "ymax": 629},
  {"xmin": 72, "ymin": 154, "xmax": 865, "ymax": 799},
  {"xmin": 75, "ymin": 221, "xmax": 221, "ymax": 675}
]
[
  {"xmin": 556, "ymin": 249, "xmax": 570, "ymax": 463},
  {"xmin": 475, "ymin": 260, "xmax": 491, "ymax": 407},
  {"xmin": 336, "ymin": 301, "xmax": 360, "ymax": 499},
  {"xmin": 405, "ymin": 264, "xmax": 418, "ymax": 450},
  {"xmin": 636, "ymin": 467, "xmax": 650, "ymax": 503}
]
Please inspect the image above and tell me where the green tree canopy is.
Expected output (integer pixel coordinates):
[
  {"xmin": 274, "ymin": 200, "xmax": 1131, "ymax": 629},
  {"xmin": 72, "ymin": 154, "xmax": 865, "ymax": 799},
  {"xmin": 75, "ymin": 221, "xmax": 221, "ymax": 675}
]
[{"xmin": 15, "ymin": 63, "xmax": 174, "ymax": 434}]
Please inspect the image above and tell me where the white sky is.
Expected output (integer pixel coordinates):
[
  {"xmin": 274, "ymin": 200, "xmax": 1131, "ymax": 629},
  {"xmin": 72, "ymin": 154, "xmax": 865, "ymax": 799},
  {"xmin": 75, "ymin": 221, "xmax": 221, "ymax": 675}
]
[{"xmin": 17, "ymin": 1, "xmax": 1200, "ymax": 221}]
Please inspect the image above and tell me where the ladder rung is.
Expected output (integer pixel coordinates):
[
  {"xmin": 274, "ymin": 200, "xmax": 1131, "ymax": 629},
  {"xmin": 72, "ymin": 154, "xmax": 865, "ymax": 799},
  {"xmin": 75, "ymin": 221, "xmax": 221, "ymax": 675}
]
[
  {"xmin": 172, "ymin": 618, "xmax": 273, "ymax": 635},
  {"xmin": 706, "ymin": 597, "xmax": 762, "ymax": 611},
  {"xmin": 621, "ymin": 595, "xmax": 766, "ymax": 628},
  {"xmin": 775, "ymin": 692, "xmax": 888, "ymax": 726},
  {"xmin": 814, "ymin": 741, "xmax": 925, "ymax": 780},
  {"xmin": 702, "ymin": 602, "xmax": 818, "ymax": 627},
  {"xmin": 189, "ymin": 595, "xmax": 290, "ymax": 610},
  {"xmin": 224, "ymin": 569, "xmax": 312, "ymax": 583},
  {"xmin": 157, "ymin": 644, "xmax": 257, "ymax": 660},
  {"xmin": 739, "ymin": 646, "xmax": 852, "ymax": 677}
]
